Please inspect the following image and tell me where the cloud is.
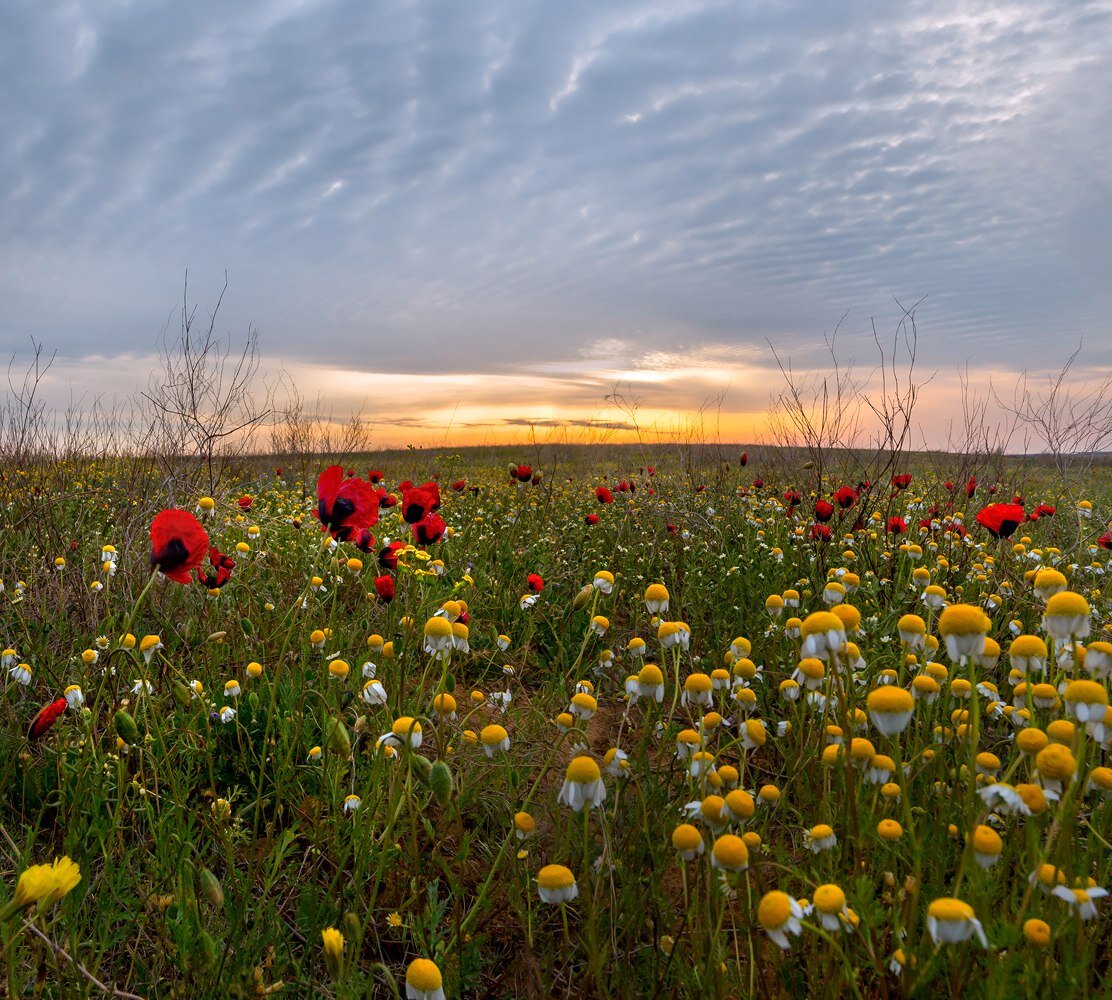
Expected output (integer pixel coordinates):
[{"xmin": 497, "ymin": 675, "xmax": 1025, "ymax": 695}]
[{"xmin": 1, "ymin": 0, "xmax": 1110, "ymax": 444}]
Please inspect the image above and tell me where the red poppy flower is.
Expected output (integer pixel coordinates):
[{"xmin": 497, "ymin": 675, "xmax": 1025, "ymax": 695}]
[
  {"xmin": 739, "ymin": 451, "xmax": 748, "ymax": 466},
  {"xmin": 413, "ymin": 513, "xmax": 446, "ymax": 545},
  {"xmin": 892, "ymin": 473, "xmax": 912, "ymax": 490},
  {"xmin": 596, "ymin": 486, "xmax": 614, "ymax": 504},
  {"xmin": 974, "ymin": 505, "xmax": 1023, "ymax": 542},
  {"xmin": 1035, "ymin": 504, "xmax": 1055, "ymax": 517},
  {"xmin": 813, "ymin": 500, "xmax": 835, "ymax": 523},
  {"xmin": 585, "ymin": 513, "xmax": 599, "ymax": 525},
  {"xmin": 316, "ymin": 465, "xmax": 379, "ymax": 541},
  {"xmin": 377, "ymin": 488, "xmax": 397, "ymax": 509},
  {"xmin": 887, "ymin": 516, "xmax": 908, "ymax": 535},
  {"xmin": 379, "ymin": 539, "xmax": 407, "ymax": 570},
  {"xmin": 833, "ymin": 486, "xmax": 857, "ymax": 509},
  {"xmin": 374, "ymin": 575, "xmax": 396, "ymax": 602},
  {"xmin": 275, "ymin": 467, "xmax": 284, "ymax": 477},
  {"xmin": 368, "ymin": 470, "xmax": 384, "ymax": 484},
  {"xmin": 402, "ymin": 486, "xmax": 437, "ymax": 524},
  {"xmin": 753, "ymin": 478, "xmax": 764, "ymax": 489},
  {"xmin": 647, "ymin": 465, "xmax": 656, "ymax": 476},
  {"xmin": 783, "ymin": 490, "xmax": 801, "ymax": 508},
  {"xmin": 352, "ymin": 529, "xmax": 377, "ymax": 553},
  {"xmin": 195, "ymin": 546, "xmax": 236, "ymax": 589},
  {"xmin": 527, "ymin": 573, "xmax": 544, "ymax": 593},
  {"xmin": 965, "ymin": 477, "xmax": 977, "ymax": 498},
  {"xmin": 451, "ymin": 480, "xmax": 466, "ymax": 492},
  {"xmin": 945, "ymin": 480, "xmax": 955, "ymax": 492},
  {"xmin": 28, "ymin": 697, "xmax": 67, "ymax": 741},
  {"xmin": 513, "ymin": 464, "xmax": 533, "ymax": 483},
  {"xmin": 809, "ymin": 523, "xmax": 831, "ymax": 541},
  {"xmin": 1098, "ymin": 531, "xmax": 1112, "ymax": 550},
  {"xmin": 237, "ymin": 495, "xmax": 253, "ymax": 511},
  {"xmin": 1012, "ymin": 495, "xmax": 1024, "ymax": 506},
  {"xmin": 975, "ymin": 503, "xmax": 1025, "ymax": 539},
  {"xmin": 150, "ymin": 510, "xmax": 210, "ymax": 584},
  {"xmin": 666, "ymin": 523, "xmax": 678, "ymax": 534}
]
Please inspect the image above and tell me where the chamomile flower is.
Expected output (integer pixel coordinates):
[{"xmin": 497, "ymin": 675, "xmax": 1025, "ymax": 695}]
[
  {"xmin": 480, "ymin": 724, "xmax": 510, "ymax": 757},
  {"xmin": 537, "ymin": 864, "xmax": 578, "ymax": 903},
  {"xmin": 404, "ymin": 958, "xmax": 445, "ymax": 1000},
  {"xmin": 926, "ymin": 898, "xmax": 987, "ymax": 947},
  {"xmin": 866, "ymin": 686, "xmax": 914, "ymax": 736},
  {"xmin": 558, "ymin": 757, "xmax": 606, "ymax": 812},
  {"xmin": 671, "ymin": 824, "xmax": 705, "ymax": 861},
  {"xmin": 710, "ymin": 833, "xmax": 749, "ymax": 872},
  {"xmin": 812, "ymin": 884, "xmax": 850, "ymax": 931},
  {"xmin": 758, "ymin": 891, "xmax": 804, "ymax": 950}
]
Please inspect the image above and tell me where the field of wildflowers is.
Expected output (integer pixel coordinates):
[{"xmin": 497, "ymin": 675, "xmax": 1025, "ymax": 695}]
[{"xmin": 1, "ymin": 449, "xmax": 1109, "ymax": 997}]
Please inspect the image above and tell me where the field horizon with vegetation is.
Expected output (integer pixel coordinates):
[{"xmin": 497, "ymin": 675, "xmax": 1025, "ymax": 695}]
[{"xmin": 0, "ymin": 437, "xmax": 1109, "ymax": 998}]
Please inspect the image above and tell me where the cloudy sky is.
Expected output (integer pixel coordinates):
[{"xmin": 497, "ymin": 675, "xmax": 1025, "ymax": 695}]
[{"xmin": 2, "ymin": 0, "xmax": 1110, "ymax": 448}]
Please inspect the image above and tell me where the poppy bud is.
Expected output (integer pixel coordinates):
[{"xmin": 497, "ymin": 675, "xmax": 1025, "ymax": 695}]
[
  {"xmin": 241, "ymin": 618, "xmax": 254, "ymax": 636},
  {"xmin": 197, "ymin": 930, "xmax": 217, "ymax": 970},
  {"xmin": 409, "ymin": 754, "xmax": 434, "ymax": 785},
  {"xmin": 430, "ymin": 761, "xmax": 453, "ymax": 806},
  {"xmin": 114, "ymin": 709, "xmax": 140, "ymax": 746},
  {"xmin": 325, "ymin": 717, "xmax": 351, "ymax": 757},
  {"xmin": 172, "ymin": 681, "xmax": 192, "ymax": 708},
  {"xmin": 343, "ymin": 911, "xmax": 361, "ymax": 941},
  {"xmin": 573, "ymin": 584, "xmax": 594, "ymax": 610},
  {"xmin": 200, "ymin": 867, "xmax": 224, "ymax": 907}
]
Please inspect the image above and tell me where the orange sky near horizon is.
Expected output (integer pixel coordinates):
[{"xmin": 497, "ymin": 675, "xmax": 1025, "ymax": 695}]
[{"xmin": 35, "ymin": 349, "xmax": 1103, "ymax": 455}]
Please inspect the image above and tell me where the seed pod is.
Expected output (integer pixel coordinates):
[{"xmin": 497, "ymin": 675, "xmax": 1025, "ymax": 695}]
[
  {"xmin": 114, "ymin": 709, "xmax": 140, "ymax": 746},
  {"xmin": 429, "ymin": 761, "xmax": 453, "ymax": 806}
]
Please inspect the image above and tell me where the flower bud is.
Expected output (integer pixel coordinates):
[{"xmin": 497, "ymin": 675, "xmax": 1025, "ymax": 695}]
[
  {"xmin": 114, "ymin": 709, "xmax": 140, "ymax": 746},
  {"xmin": 430, "ymin": 761, "xmax": 453, "ymax": 806}
]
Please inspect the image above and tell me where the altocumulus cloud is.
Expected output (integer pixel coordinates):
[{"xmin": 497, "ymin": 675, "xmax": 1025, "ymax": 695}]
[{"xmin": 1, "ymin": 0, "xmax": 1110, "ymax": 443}]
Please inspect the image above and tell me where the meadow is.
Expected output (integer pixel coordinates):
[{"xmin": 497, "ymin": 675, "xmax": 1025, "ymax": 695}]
[{"xmin": 0, "ymin": 444, "xmax": 1109, "ymax": 998}]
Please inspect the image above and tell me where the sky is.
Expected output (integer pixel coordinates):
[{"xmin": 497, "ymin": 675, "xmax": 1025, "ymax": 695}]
[{"xmin": 2, "ymin": 0, "xmax": 1110, "ymax": 450}]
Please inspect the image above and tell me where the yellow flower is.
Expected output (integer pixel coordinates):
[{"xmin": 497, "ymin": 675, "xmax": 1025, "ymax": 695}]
[
  {"xmin": 10, "ymin": 856, "xmax": 81, "ymax": 912},
  {"xmin": 321, "ymin": 927, "xmax": 344, "ymax": 979}
]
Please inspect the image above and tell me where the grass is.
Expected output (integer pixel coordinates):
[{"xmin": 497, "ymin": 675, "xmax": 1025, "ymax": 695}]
[{"xmin": 0, "ymin": 447, "xmax": 1109, "ymax": 998}]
